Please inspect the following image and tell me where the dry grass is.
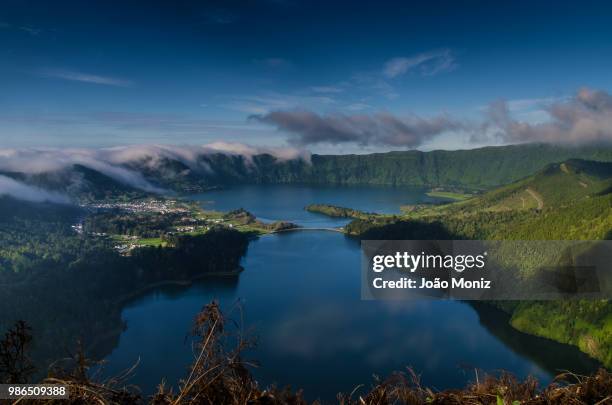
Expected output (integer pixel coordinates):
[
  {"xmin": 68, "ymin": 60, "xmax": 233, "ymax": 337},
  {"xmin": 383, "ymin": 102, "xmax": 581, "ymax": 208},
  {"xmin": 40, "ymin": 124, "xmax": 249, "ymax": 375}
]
[{"xmin": 339, "ymin": 368, "xmax": 612, "ymax": 405}]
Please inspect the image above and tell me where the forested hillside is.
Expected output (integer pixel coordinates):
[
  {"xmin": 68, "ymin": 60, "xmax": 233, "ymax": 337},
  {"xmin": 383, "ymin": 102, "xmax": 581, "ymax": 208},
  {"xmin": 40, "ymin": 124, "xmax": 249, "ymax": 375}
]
[
  {"xmin": 190, "ymin": 143, "xmax": 612, "ymax": 190},
  {"xmin": 343, "ymin": 158, "xmax": 612, "ymax": 366},
  {"xmin": 6, "ymin": 144, "xmax": 612, "ymax": 201},
  {"xmin": 0, "ymin": 195, "xmax": 250, "ymax": 370},
  {"xmin": 304, "ymin": 144, "xmax": 612, "ymax": 189}
]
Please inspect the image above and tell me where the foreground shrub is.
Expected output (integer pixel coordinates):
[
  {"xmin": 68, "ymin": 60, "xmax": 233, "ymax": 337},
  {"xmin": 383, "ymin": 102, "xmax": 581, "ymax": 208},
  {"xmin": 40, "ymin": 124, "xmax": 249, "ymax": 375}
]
[{"xmin": 2, "ymin": 303, "xmax": 611, "ymax": 404}]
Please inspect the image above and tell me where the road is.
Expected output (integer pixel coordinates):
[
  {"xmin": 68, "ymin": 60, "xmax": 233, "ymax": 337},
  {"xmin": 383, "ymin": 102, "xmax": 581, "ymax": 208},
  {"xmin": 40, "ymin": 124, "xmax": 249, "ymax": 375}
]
[{"xmin": 526, "ymin": 188, "xmax": 544, "ymax": 210}]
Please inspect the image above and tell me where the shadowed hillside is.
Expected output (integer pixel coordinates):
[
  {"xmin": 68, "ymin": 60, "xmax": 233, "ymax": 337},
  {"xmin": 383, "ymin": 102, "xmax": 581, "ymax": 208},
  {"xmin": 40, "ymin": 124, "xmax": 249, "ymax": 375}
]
[{"xmin": 342, "ymin": 159, "xmax": 612, "ymax": 366}]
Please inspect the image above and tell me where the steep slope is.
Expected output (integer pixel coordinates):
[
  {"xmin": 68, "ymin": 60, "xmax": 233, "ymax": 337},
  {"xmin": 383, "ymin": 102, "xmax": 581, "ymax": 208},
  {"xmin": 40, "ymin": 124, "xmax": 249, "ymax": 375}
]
[
  {"xmin": 1, "ymin": 164, "xmax": 148, "ymax": 202},
  {"xmin": 345, "ymin": 159, "xmax": 612, "ymax": 365},
  {"xmin": 429, "ymin": 160, "xmax": 612, "ymax": 241},
  {"xmin": 303, "ymin": 144, "xmax": 612, "ymax": 189},
  {"xmin": 3, "ymin": 144, "xmax": 612, "ymax": 199},
  {"xmin": 157, "ymin": 143, "xmax": 612, "ymax": 190},
  {"xmin": 0, "ymin": 195, "xmax": 81, "ymax": 223},
  {"xmin": 452, "ymin": 159, "xmax": 612, "ymax": 212},
  {"xmin": 126, "ymin": 157, "xmax": 211, "ymax": 193},
  {"xmin": 188, "ymin": 144, "xmax": 612, "ymax": 189}
]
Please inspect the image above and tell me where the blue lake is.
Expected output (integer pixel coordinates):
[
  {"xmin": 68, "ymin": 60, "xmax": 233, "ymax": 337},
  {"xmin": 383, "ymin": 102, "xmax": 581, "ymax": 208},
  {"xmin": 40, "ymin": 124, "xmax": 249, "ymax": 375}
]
[
  {"xmin": 192, "ymin": 184, "xmax": 438, "ymax": 226},
  {"xmin": 102, "ymin": 185, "xmax": 600, "ymax": 401}
]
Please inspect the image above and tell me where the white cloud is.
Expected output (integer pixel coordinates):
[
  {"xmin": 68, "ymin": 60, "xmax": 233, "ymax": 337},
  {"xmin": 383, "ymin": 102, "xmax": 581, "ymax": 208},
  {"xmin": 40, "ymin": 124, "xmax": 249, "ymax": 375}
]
[
  {"xmin": 19, "ymin": 25, "xmax": 43, "ymax": 36},
  {"xmin": 383, "ymin": 49, "xmax": 456, "ymax": 78},
  {"xmin": 0, "ymin": 148, "xmax": 162, "ymax": 192},
  {"xmin": 484, "ymin": 88, "xmax": 612, "ymax": 145},
  {"xmin": 0, "ymin": 23, "xmax": 44, "ymax": 36},
  {"xmin": 0, "ymin": 175, "xmax": 70, "ymax": 204},
  {"xmin": 203, "ymin": 141, "xmax": 310, "ymax": 162},
  {"xmin": 0, "ymin": 143, "xmax": 311, "ymax": 191},
  {"xmin": 506, "ymin": 96, "xmax": 566, "ymax": 112},
  {"xmin": 254, "ymin": 87, "xmax": 612, "ymax": 148},
  {"xmin": 38, "ymin": 69, "xmax": 133, "ymax": 87},
  {"xmin": 252, "ymin": 110, "xmax": 464, "ymax": 148},
  {"xmin": 220, "ymin": 93, "xmax": 336, "ymax": 114}
]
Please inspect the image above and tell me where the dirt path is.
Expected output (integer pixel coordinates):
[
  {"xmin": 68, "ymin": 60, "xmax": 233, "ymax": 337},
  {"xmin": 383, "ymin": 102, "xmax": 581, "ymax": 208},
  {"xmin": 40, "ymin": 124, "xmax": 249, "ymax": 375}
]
[
  {"xmin": 560, "ymin": 163, "xmax": 570, "ymax": 174},
  {"xmin": 526, "ymin": 188, "xmax": 544, "ymax": 210}
]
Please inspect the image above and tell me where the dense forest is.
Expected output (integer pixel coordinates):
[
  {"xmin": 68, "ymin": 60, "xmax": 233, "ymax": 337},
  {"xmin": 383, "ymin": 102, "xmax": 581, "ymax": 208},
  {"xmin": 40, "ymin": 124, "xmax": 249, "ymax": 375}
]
[
  {"xmin": 4, "ymin": 144, "xmax": 612, "ymax": 202},
  {"xmin": 84, "ymin": 210, "xmax": 186, "ymax": 238},
  {"xmin": 138, "ymin": 143, "xmax": 612, "ymax": 191},
  {"xmin": 305, "ymin": 204, "xmax": 375, "ymax": 219},
  {"xmin": 0, "ymin": 196, "xmax": 250, "ymax": 371},
  {"xmin": 0, "ymin": 197, "xmax": 94, "ymax": 274},
  {"xmin": 1, "ymin": 149, "xmax": 611, "ymax": 391},
  {"xmin": 302, "ymin": 144, "xmax": 612, "ymax": 189},
  {"xmin": 343, "ymin": 159, "xmax": 612, "ymax": 367}
]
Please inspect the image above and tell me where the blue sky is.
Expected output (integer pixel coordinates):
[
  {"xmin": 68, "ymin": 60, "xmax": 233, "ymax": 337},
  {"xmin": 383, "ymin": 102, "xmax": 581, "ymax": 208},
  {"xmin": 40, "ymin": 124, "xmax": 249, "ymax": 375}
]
[{"xmin": 2, "ymin": 0, "xmax": 612, "ymax": 153}]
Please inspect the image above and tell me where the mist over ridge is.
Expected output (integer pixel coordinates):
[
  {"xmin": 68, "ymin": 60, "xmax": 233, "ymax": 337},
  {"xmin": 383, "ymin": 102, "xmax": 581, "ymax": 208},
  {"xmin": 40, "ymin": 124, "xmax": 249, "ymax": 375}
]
[
  {"xmin": 1, "ymin": 142, "xmax": 611, "ymax": 204},
  {"xmin": 0, "ymin": 174, "xmax": 71, "ymax": 204},
  {"xmin": 0, "ymin": 143, "xmax": 311, "ymax": 202}
]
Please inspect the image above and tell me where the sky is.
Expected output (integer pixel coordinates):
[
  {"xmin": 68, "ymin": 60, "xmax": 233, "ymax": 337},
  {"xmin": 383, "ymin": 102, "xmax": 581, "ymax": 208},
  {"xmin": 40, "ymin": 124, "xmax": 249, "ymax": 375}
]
[{"xmin": 2, "ymin": 0, "xmax": 612, "ymax": 153}]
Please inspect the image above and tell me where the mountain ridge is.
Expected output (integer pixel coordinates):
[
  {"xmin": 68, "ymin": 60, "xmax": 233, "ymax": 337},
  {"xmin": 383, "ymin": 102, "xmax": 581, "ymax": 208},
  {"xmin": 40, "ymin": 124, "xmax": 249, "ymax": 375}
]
[{"xmin": 2, "ymin": 143, "xmax": 612, "ymax": 202}]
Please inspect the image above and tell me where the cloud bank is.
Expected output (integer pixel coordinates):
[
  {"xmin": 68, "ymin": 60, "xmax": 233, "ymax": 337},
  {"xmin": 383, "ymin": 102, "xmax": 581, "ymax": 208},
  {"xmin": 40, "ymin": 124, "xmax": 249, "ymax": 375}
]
[
  {"xmin": 254, "ymin": 88, "xmax": 612, "ymax": 148},
  {"xmin": 0, "ymin": 148, "xmax": 162, "ymax": 193},
  {"xmin": 0, "ymin": 143, "xmax": 310, "ymax": 194},
  {"xmin": 485, "ymin": 88, "xmax": 612, "ymax": 145},
  {"xmin": 202, "ymin": 141, "xmax": 310, "ymax": 162},
  {"xmin": 0, "ymin": 175, "xmax": 71, "ymax": 204},
  {"xmin": 251, "ymin": 111, "xmax": 464, "ymax": 147}
]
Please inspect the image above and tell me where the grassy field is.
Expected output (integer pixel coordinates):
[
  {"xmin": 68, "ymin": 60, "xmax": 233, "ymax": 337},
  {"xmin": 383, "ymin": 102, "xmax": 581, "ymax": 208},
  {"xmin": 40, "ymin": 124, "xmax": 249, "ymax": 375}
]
[
  {"xmin": 426, "ymin": 190, "xmax": 474, "ymax": 201},
  {"xmin": 136, "ymin": 237, "xmax": 167, "ymax": 247}
]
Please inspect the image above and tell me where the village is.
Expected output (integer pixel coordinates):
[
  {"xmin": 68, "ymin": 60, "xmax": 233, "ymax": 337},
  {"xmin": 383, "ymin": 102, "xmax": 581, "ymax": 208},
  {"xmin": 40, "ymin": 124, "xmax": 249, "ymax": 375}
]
[
  {"xmin": 66, "ymin": 197, "xmax": 282, "ymax": 257},
  {"xmin": 85, "ymin": 199, "xmax": 191, "ymax": 215}
]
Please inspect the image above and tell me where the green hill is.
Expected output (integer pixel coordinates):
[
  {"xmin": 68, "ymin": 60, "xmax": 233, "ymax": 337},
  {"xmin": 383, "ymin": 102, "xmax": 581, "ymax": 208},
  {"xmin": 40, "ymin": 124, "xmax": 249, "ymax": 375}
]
[
  {"xmin": 208, "ymin": 143, "xmax": 612, "ymax": 190},
  {"xmin": 344, "ymin": 159, "xmax": 612, "ymax": 366},
  {"xmin": 461, "ymin": 159, "xmax": 612, "ymax": 211},
  {"xmin": 304, "ymin": 144, "xmax": 612, "ymax": 189},
  {"xmin": 4, "ymin": 144, "xmax": 612, "ymax": 199},
  {"xmin": 385, "ymin": 159, "xmax": 612, "ymax": 240},
  {"xmin": 82, "ymin": 143, "xmax": 612, "ymax": 193}
]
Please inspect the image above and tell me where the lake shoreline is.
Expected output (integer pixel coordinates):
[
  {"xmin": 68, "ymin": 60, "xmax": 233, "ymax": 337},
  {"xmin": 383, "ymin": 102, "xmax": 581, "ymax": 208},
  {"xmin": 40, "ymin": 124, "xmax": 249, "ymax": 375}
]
[
  {"xmin": 92, "ymin": 184, "xmax": 605, "ymax": 399},
  {"xmin": 85, "ymin": 266, "xmax": 244, "ymax": 358},
  {"xmin": 116, "ymin": 267, "xmax": 244, "ymax": 306}
]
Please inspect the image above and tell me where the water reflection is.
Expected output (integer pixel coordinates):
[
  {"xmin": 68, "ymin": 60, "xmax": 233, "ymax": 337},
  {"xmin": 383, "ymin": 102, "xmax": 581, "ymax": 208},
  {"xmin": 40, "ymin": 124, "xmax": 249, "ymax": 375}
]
[
  {"xmin": 102, "ymin": 230, "xmax": 601, "ymax": 401},
  {"xmin": 1, "ymin": 185, "xmax": 602, "ymax": 403},
  {"xmin": 472, "ymin": 303, "xmax": 602, "ymax": 376}
]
